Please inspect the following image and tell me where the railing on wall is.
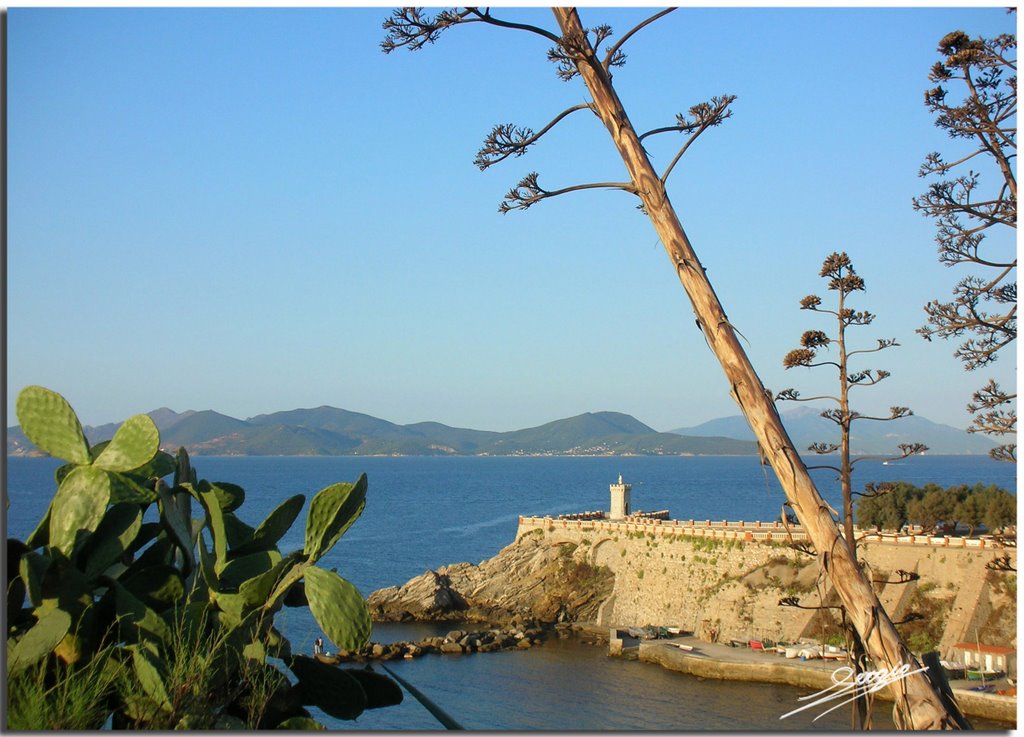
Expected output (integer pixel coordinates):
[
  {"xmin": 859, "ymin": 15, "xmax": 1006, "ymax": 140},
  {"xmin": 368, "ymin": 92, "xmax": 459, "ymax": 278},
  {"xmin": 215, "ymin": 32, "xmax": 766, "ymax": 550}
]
[{"xmin": 517, "ymin": 515, "xmax": 1010, "ymax": 549}]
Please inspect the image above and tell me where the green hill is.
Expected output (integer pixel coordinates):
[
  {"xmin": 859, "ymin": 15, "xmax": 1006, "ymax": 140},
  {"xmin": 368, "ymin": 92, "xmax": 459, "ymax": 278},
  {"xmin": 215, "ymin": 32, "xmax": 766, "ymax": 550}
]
[
  {"xmin": 161, "ymin": 411, "xmax": 251, "ymax": 446},
  {"xmin": 247, "ymin": 406, "xmax": 411, "ymax": 438},
  {"xmin": 7, "ymin": 406, "xmax": 756, "ymax": 457},
  {"xmin": 487, "ymin": 412, "xmax": 656, "ymax": 454},
  {"xmin": 403, "ymin": 422, "xmax": 501, "ymax": 454}
]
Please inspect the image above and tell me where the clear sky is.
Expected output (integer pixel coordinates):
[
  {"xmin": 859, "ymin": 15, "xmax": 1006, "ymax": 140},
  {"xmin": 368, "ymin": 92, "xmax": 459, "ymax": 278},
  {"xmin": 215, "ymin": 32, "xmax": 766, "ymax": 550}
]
[{"xmin": 6, "ymin": 5, "xmax": 1018, "ymax": 434}]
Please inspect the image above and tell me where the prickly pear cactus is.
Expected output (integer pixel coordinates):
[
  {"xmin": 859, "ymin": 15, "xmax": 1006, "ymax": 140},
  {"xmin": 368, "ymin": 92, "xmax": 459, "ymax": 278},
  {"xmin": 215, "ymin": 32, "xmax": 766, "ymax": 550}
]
[
  {"xmin": 303, "ymin": 475, "xmax": 367, "ymax": 562},
  {"xmin": 15, "ymin": 386, "xmax": 91, "ymax": 465},
  {"xmin": 303, "ymin": 565, "xmax": 372, "ymax": 652},
  {"xmin": 7, "ymin": 608, "xmax": 72, "ymax": 672},
  {"xmin": 93, "ymin": 414, "xmax": 160, "ymax": 473},
  {"xmin": 7, "ymin": 386, "xmax": 405, "ymax": 729},
  {"xmin": 48, "ymin": 466, "xmax": 112, "ymax": 555}
]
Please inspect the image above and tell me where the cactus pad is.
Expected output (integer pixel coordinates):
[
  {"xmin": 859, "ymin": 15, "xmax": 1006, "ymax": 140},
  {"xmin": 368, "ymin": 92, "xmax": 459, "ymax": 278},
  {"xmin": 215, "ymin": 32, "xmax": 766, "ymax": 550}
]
[
  {"xmin": 194, "ymin": 486, "xmax": 228, "ymax": 571},
  {"xmin": 93, "ymin": 414, "xmax": 159, "ymax": 472},
  {"xmin": 76, "ymin": 502, "xmax": 143, "ymax": 579},
  {"xmin": 343, "ymin": 668, "xmax": 404, "ymax": 709},
  {"xmin": 16, "ymin": 386, "xmax": 91, "ymax": 464},
  {"xmin": 130, "ymin": 645, "xmax": 173, "ymax": 712},
  {"xmin": 209, "ymin": 482, "xmax": 246, "ymax": 513},
  {"xmin": 8, "ymin": 607, "xmax": 72, "ymax": 672},
  {"xmin": 303, "ymin": 566, "xmax": 371, "ymax": 652},
  {"xmin": 290, "ymin": 655, "xmax": 367, "ymax": 720},
  {"xmin": 49, "ymin": 466, "xmax": 112, "ymax": 555},
  {"xmin": 303, "ymin": 475, "xmax": 367, "ymax": 562},
  {"xmin": 218, "ymin": 550, "xmax": 283, "ymax": 591},
  {"xmin": 238, "ymin": 558, "xmax": 294, "ymax": 607},
  {"xmin": 120, "ymin": 564, "xmax": 186, "ymax": 609},
  {"xmin": 232, "ymin": 494, "xmax": 305, "ymax": 557},
  {"xmin": 113, "ymin": 582, "xmax": 171, "ymax": 644}
]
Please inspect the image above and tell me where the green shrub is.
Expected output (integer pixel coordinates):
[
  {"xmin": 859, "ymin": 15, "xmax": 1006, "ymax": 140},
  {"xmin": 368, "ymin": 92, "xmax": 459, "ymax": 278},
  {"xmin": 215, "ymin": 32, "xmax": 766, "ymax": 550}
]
[
  {"xmin": 907, "ymin": 630, "xmax": 938, "ymax": 654},
  {"xmin": 823, "ymin": 633, "xmax": 847, "ymax": 648}
]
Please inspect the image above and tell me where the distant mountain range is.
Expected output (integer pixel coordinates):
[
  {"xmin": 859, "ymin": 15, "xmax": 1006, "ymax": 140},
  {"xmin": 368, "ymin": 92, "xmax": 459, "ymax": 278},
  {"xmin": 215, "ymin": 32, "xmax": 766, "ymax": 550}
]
[
  {"xmin": 670, "ymin": 405, "xmax": 998, "ymax": 456},
  {"xmin": 6, "ymin": 408, "xmax": 755, "ymax": 458},
  {"xmin": 6, "ymin": 404, "xmax": 996, "ymax": 458}
]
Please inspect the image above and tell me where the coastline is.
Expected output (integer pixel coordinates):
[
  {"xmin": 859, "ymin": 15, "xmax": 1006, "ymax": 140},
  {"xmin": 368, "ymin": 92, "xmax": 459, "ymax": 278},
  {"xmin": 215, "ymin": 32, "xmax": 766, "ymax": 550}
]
[{"xmin": 633, "ymin": 633, "xmax": 1017, "ymax": 725}]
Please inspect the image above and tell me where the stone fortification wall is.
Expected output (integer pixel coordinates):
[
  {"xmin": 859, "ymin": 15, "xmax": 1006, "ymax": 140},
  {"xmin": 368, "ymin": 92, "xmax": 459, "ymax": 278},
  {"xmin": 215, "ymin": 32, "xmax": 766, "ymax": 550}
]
[
  {"xmin": 518, "ymin": 514, "xmax": 1007, "ymax": 549},
  {"xmin": 515, "ymin": 517, "xmax": 1016, "ymax": 655}
]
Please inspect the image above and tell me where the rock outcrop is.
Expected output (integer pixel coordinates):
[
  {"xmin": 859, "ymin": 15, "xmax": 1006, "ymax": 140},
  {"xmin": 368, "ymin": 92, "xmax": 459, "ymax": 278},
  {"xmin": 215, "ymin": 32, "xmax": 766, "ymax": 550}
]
[
  {"xmin": 318, "ymin": 622, "xmax": 572, "ymax": 663},
  {"xmin": 367, "ymin": 530, "xmax": 614, "ymax": 625}
]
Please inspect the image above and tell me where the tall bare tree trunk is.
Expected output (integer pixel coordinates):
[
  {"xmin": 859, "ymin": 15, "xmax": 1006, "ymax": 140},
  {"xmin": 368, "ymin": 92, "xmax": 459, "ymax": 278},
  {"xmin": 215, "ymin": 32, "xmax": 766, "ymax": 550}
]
[
  {"xmin": 836, "ymin": 292, "xmax": 870, "ymax": 730},
  {"xmin": 551, "ymin": 8, "xmax": 963, "ymax": 729}
]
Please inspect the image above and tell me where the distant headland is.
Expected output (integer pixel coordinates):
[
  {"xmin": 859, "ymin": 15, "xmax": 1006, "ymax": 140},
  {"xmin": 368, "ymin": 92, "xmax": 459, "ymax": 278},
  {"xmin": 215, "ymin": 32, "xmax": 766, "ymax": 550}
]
[{"xmin": 6, "ymin": 405, "xmax": 996, "ymax": 458}]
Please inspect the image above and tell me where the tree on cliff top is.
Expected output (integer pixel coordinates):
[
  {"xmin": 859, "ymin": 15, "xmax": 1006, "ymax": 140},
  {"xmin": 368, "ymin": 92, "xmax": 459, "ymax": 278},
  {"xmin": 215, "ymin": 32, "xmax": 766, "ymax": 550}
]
[
  {"xmin": 778, "ymin": 251, "xmax": 928, "ymax": 560},
  {"xmin": 382, "ymin": 7, "xmax": 966, "ymax": 729},
  {"xmin": 914, "ymin": 27, "xmax": 1017, "ymax": 463}
]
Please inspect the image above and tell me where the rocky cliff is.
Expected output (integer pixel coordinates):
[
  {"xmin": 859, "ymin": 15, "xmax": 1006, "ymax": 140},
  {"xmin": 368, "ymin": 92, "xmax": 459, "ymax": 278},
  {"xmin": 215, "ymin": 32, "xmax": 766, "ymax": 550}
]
[
  {"xmin": 368, "ymin": 523, "xmax": 1016, "ymax": 657},
  {"xmin": 368, "ymin": 530, "xmax": 614, "ymax": 625}
]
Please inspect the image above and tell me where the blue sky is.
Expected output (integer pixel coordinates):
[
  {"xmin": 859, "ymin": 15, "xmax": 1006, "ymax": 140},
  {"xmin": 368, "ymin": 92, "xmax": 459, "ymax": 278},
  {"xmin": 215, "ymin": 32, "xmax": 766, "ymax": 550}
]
[{"xmin": 7, "ymin": 6, "xmax": 1017, "ymax": 434}]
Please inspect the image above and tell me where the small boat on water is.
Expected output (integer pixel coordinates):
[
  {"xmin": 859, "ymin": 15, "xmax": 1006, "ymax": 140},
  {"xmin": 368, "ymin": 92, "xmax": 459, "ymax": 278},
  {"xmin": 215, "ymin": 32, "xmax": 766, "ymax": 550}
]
[
  {"xmin": 967, "ymin": 669, "xmax": 1005, "ymax": 681},
  {"xmin": 968, "ymin": 684, "xmax": 996, "ymax": 693},
  {"xmin": 785, "ymin": 646, "xmax": 802, "ymax": 659},
  {"xmin": 822, "ymin": 645, "xmax": 847, "ymax": 660},
  {"xmin": 729, "ymin": 639, "xmax": 747, "ymax": 648},
  {"xmin": 798, "ymin": 646, "xmax": 823, "ymax": 660},
  {"xmin": 749, "ymin": 640, "xmax": 764, "ymax": 651},
  {"xmin": 672, "ymin": 643, "xmax": 695, "ymax": 652}
]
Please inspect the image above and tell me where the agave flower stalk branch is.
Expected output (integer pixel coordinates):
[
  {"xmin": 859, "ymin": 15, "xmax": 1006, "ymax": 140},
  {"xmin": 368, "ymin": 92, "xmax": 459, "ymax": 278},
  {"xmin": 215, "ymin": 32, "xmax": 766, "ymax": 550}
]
[
  {"xmin": 475, "ymin": 104, "xmax": 593, "ymax": 170},
  {"xmin": 499, "ymin": 172, "xmax": 636, "ymax": 213},
  {"xmin": 601, "ymin": 8, "xmax": 676, "ymax": 71}
]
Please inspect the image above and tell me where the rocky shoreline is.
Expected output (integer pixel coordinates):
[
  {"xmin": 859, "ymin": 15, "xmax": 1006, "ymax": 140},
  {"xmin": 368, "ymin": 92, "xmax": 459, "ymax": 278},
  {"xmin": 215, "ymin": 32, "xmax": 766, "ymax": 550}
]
[
  {"xmin": 315, "ymin": 621, "xmax": 605, "ymax": 664},
  {"xmin": 366, "ymin": 530, "xmax": 613, "ymax": 626}
]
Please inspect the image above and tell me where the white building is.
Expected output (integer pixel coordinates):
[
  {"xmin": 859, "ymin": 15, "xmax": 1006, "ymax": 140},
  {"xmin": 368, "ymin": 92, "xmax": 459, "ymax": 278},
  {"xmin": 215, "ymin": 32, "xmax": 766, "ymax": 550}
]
[{"xmin": 609, "ymin": 474, "xmax": 631, "ymax": 520}]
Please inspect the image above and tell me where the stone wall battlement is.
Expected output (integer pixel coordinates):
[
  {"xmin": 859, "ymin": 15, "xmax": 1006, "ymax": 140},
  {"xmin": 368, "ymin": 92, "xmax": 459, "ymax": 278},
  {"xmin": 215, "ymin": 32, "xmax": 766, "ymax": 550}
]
[{"xmin": 517, "ymin": 515, "xmax": 1010, "ymax": 549}]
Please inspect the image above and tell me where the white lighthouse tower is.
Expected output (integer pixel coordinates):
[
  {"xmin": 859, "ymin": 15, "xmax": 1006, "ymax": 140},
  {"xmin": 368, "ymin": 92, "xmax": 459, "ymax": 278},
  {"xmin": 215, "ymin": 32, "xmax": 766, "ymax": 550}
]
[{"xmin": 609, "ymin": 474, "xmax": 631, "ymax": 519}]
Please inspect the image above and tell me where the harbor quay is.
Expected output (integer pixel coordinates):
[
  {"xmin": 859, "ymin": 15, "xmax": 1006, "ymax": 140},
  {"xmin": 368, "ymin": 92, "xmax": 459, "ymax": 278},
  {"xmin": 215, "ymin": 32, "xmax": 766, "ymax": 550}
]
[{"xmin": 635, "ymin": 635, "xmax": 1017, "ymax": 724}]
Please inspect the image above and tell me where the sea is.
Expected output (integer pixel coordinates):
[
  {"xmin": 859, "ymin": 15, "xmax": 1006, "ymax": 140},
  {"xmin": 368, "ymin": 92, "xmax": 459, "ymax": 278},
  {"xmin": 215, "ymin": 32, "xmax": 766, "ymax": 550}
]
[{"xmin": 5, "ymin": 454, "xmax": 1016, "ymax": 730}]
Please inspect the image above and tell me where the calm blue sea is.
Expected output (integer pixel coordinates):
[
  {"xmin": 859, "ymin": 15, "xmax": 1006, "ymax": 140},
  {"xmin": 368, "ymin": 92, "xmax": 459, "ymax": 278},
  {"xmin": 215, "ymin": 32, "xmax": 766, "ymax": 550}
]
[{"xmin": 5, "ymin": 455, "xmax": 1015, "ymax": 730}]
